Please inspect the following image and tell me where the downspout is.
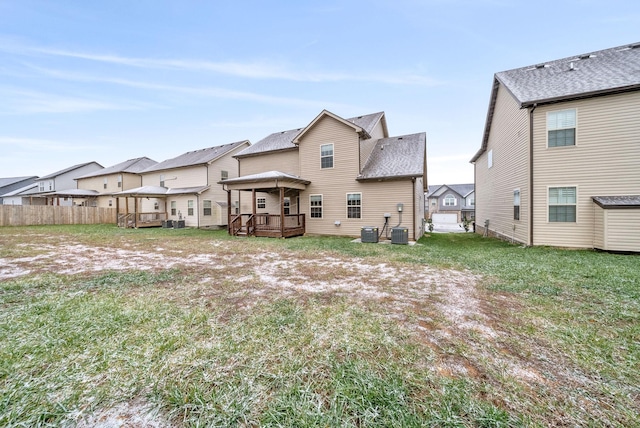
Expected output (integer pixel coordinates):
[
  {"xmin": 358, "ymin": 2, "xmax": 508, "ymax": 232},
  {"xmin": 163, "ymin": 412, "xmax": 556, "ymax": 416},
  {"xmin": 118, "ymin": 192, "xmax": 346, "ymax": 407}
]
[
  {"xmin": 529, "ymin": 103, "xmax": 537, "ymax": 246},
  {"xmin": 411, "ymin": 177, "xmax": 416, "ymax": 241},
  {"xmin": 197, "ymin": 194, "xmax": 200, "ymax": 229}
]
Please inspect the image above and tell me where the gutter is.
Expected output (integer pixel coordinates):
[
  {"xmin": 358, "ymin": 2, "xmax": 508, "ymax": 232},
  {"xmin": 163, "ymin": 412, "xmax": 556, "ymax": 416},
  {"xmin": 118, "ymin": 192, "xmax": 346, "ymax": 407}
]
[{"xmin": 529, "ymin": 103, "xmax": 537, "ymax": 246}]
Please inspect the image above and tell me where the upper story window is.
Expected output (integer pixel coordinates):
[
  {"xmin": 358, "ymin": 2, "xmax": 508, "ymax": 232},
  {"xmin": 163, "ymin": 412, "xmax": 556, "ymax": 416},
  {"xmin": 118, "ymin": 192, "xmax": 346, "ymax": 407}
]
[
  {"xmin": 103, "ymin": 178, "xmax": 108, "ymax": 189},
  {"xmin": 444, "ymin": 194, "xmax": 456, "ymax": 206},
  {"xmin": 548, "ymin": 187, "xmax": 576, "ymax": 222},
  {"xmin": 547, "ymin": 109, "xmax": 576, "ymax": 147},
  {"xmin": 221, "ymin": 170, "xmax": 228, "ymax": 181},
  {"xmin": 468, "ymin": 196, "xmax": 475, "ymax": 206},
  {"xmin": 320, "ymin": 144, "xmax": 334, "ymax": 169},
  {"xmin": 117, "ymin": 174, "xmax": 122, "ymax": 188},
  {"xmin": 347, "ymin": 193, "xmax": 361, "ymax": 219},
  {"xmin": 160, "ymin": 174, "xmax": 165, "ymax": 187},
  {"xmin": 39, "ymin": 182, "xmax": 45, "ymax": 192},
  {"xmin": 488, "ymin": 149, "xmax": 493, "ymax": 168}
]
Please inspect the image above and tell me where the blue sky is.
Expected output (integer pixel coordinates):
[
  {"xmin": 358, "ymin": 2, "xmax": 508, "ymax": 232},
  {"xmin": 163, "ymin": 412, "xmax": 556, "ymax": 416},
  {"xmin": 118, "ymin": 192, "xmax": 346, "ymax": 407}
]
[{"xmin": 1, "ymin": 1, "xmax": 638, "ymax": 185}]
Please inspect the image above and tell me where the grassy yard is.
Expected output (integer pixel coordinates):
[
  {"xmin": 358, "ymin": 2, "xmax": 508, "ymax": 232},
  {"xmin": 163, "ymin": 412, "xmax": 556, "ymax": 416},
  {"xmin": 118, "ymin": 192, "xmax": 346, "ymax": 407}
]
[{"xmin": 0, "ymin": 225, "xmax": 638, "ymax": 427}]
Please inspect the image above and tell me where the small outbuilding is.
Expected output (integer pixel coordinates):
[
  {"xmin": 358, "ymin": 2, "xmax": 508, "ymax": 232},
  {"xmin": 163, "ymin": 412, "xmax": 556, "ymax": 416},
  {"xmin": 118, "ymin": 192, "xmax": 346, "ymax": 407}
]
[{"xmin": 592, "ymin": 196, "xmax": 640, "ymax": 253}]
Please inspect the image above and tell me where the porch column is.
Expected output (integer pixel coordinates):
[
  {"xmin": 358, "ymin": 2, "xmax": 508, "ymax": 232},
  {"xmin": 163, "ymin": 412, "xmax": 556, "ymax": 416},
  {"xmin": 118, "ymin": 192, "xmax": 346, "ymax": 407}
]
[
  {"xmin": 115, "ymin": 197, "xmax": 120, "ymax": 226},
  {"xmin": 252, "ymin": 188, "xmax": 256, "ymax": 215},
  {"xmin": 134, "ymin": 197, "xmax": 139, "ymax": 228},
  {"xmin": 280, "ymin": 187, "xmax": 285, "ymax": 237},
  {"xmin": 227, "ymin": 189, "xmax": 231, "ymax": 235}
]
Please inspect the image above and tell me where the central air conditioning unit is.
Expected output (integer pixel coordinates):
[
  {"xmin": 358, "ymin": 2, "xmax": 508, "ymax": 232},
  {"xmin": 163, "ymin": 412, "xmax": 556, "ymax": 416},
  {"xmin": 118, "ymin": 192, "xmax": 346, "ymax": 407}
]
[
  {"xmin": 391, "ymin": 227, "xmax": 408, "ymax": 244},
  {"xmin": 361, "ymin": 226, "xmax": 379, "ymax": 243}
]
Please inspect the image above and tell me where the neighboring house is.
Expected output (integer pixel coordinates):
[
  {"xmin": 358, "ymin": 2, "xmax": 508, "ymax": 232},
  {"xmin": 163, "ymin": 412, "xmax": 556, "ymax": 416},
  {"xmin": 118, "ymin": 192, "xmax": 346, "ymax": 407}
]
[
  {"xmin": 29, "ymin": 162, "xmax": 104, "ymax": 206},
  {"xmin": 425, "ymin": 184, "xmax": 474, "ymax": 223},
  {"xmin": 0, "ymin": 176, "xmax": 38, "ymax": 204},
  {"xmin": 76, "ymin": 157, "xmax": 157, "ymax": 211},
  {"xmin": 222, "ymin": 110, "xmax": 427, "ymax": 241},
  {"xmin": 1, "ymin": 182, "xmax": 39, "ymax": 205},
  {"xmin": 115, "ymin": 141, "xmax": 250, "ymax": 228},
  {"xmin": 471, "ymin": 42, "xmax": 640, "ymax": 252}
]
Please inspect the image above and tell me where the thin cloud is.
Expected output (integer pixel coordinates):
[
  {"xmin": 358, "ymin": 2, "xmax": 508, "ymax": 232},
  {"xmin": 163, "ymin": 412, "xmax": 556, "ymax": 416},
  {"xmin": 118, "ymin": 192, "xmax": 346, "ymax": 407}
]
[
  {"xmin": 0, "ymin": 136, "xmax": 99, "ymax": 152},
  {"xmin": 1, "ymin": 41, "xmax": 441, "ymax": 85},
  {"xmin": 0, "ymin": 87, "xmax": 157, "ymax": 114},
  {"xmin": 22, "ymin": 64, "xmax": 352, "ymax": 109}
]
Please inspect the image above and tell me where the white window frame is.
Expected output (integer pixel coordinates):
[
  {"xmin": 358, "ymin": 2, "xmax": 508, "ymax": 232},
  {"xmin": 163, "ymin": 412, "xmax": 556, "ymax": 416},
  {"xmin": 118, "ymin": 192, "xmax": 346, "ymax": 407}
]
[
  {"xmin": 117, "ymin": 174, "xmax": 122, "ymax": 188},
  {"xmin": 170, "ymin": 201, "xmax": 177, "ymax": 216},
  {"xmin": 257, "ymin": 197, "xmax": 266, "ymax": 210},
  {"xmin": 160, "ymin": 174, "xmax": 165, "ymax": 187},
  {"xmin": 547, "ymin": 109, "xmax": 577, "ymax": 148},
  {"xmin": 221, "ymin": 170, "xmax": 228, "ymax": 181},
  {"xmin": 548, "ymin": 186, "xmax": 577, "ymax": 223},
  {"xmin": 187, "ymin": 200, "xmax": 194, "ymax": 216},
  {"xmin": 310, "ymin": 194, "xmax": 323, "ymax": 219},
  {"xmin": 443, "ymin": 194, "xmax": 457, "ymax": 207},
  {"xmin": 283, "ymin": 197, "xmax": 290, "ymax": 215},
  {"xmin": 320, "ymin": 144, "xmax": 334, "ymax": 169},
  {"xmin": 514, "ymin": 189, "xmax": 521, "ymax": 221},
  {"xmin": 346, "ymin": 193, "xmax": 362, "ymax": 219},
  {"xmin": 103, "ymin": 177, "xmax": 108, "ymax": 189},
  {"xmin": 203, "ymin": 200, "xmax": 212, "ymax": 216}
]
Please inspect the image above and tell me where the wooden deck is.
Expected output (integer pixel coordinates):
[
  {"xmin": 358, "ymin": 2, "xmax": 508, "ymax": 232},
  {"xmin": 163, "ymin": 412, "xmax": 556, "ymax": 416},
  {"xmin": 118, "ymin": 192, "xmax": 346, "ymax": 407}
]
[
  {"xmin": 118, "ymin": 212, "xmax": 167, "ymax": 228},
  {"xmin": 230, "ymin": 214, "xmax": 305, "ymax": 238}
]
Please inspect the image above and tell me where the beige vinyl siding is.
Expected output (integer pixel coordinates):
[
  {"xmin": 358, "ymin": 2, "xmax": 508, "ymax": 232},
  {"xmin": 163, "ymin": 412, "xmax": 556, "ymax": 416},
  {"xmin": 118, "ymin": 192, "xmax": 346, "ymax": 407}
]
[
  {"xmin": 239, "ymin": 150, "xmax": 299, "ymax": 176},
  {"xmin": 599, "ymin": 209, "xmax": 640, "ymax": 252},
  {"xmin": 359, "ymin": 119, "xmax": 387, "ymax": 169},
  {"xmin": 141, "ymin": 166, "xmax": 208, "ymax": 188},
  {"xmin": 201, "ymin": 143, "xmax": 249, "ymax": 227},
  {"xmin": 532, "ymin": 91, "xmax": 640, "ymax": 248},
  {"xmin": 298, "ymin": 116, "xmax": 362, "ymax": 236},
  {"xmin": 413, "ymin": 177, "xmax": 425, "ymax": 240},
  {"xmin": 474, "ymin": 83, "xmax": 530, "ymax": 244},
  {"xmin": 301, "ymin": 180, "xmax": 414, "ymax": 237},
  {"xmin": 592, "ymin": 205, "xmax": 605, "ymax": 249}
]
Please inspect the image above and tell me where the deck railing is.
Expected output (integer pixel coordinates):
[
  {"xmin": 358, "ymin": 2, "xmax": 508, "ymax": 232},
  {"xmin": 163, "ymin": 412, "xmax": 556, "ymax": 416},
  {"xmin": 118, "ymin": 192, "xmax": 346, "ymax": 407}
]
[{"xmin": 230, "ymin": 213, "xmax": 305, "ymax": 237}]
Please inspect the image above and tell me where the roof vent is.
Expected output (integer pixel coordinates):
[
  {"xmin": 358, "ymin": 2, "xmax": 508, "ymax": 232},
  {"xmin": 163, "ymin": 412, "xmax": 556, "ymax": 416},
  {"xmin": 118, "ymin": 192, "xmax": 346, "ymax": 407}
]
[
  {"xmin": 631, "ymin": 43, "xmax": 640, "ymax": 49},
  {"xmin": 398, "ymin": 137, "xmax": 403, "ymax": 140},
  {"xmin": 569, "ymin": 62, "xmax": 576, "ymax": 71},
  {"xmin": 535, "ymin": 63, "xmax": 547, "ymax": 69},
  {"xmin": 578, "ymin": 54, "xmax": 593, "ymax": 60}
]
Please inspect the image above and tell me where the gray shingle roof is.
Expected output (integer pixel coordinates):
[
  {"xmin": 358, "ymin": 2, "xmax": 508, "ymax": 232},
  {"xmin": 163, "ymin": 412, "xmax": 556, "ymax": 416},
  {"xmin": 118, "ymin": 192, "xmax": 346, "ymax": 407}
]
[
  {"xmin": 346, "ymin": 112, "xmax": 385, "ymax": 137},
  {"xmin": 592, "ymin": 195, "xmax": 640, "ymax": 208},
  {"xmin": 76, "ymin": 157, "xmax": 158, "ymax": 179},
  {"xmin": 234, "ymin": 128, "xmax": 302, "ymax": 157},
  {"xmin": 497, "ymin": 42, "xmax": 640, "ymax": 108},
  {"xmin": 219, "ymin": 170, "xmax": 311, "ymax": 185},
  {"xmin": 143, "ymin": 141, "xmax": 249, "ymax": 173},
  {"xmin": 0, "ymin": 176, "xmax": 38, "ymax": 187},
  {"xmin": 234, "ymin": 111, "xmax": 386, "ymax": 158},
  {"xmin": 427, "ymin": 184, "xmax": 474, "ymax": 198},
  {"xmin": 39, "ymin": 162, "xmax": 102, "ymax": 180},
  {"xmin": 357, "ymin": 133, "xmax": 426, "ymax": 180},
  {"xmin": 472, "ymin": 42, "xmax": 640, "ymax": 163}
]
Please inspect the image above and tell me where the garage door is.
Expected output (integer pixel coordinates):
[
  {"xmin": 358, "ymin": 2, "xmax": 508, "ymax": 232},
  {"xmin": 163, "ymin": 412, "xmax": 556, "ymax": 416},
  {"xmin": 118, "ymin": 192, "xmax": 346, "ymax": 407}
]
[{"xmin": 432, "ymin": 213, "xmax": 458, "ymax": 224}]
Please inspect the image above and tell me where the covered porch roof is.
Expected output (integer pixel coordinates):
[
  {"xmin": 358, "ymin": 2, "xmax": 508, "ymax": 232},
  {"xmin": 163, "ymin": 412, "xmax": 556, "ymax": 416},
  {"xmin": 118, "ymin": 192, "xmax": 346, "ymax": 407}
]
[
  {"xmin": 220, "ymin": 170, "xmax": 311, "ymax": 191},
  {"xmin": 111, "ymin": 185, "xmax": 210, "ymax": 198}
]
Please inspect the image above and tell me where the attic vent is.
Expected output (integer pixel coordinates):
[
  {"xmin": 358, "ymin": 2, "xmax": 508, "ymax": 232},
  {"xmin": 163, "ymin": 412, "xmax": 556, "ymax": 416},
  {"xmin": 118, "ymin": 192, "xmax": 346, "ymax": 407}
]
[
  {"xmin": 578, "ymin": 54, "xmax": 593, "ymax": 60},
  {"xmin": 398, "ymin": 137, "xmax": 403, "ymax": 140},
  {"xmin": 357, "ymin": 116, "xmax": 363, "ymax": 119},
  {"xmin": 535, "ymin": 63, "xmax": 547, "ymax": 69}
]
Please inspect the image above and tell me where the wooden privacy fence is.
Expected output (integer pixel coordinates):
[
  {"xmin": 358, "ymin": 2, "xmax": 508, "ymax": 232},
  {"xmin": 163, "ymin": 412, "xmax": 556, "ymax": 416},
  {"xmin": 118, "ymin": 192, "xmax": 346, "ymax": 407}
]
[{"xmin": 0, "ymin": 205, "xmax": 117, "ymax": 226}]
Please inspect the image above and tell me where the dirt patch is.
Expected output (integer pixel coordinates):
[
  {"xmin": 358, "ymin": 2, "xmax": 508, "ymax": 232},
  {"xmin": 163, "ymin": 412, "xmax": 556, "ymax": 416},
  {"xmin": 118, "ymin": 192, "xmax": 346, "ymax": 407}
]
[{"xmin": 1, "ymin": 237, "xmax": 610, "ymax": 424}]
